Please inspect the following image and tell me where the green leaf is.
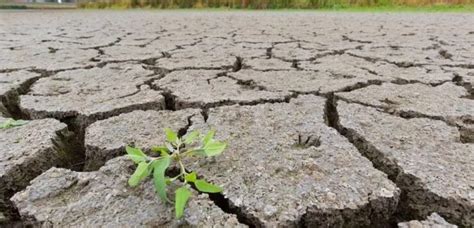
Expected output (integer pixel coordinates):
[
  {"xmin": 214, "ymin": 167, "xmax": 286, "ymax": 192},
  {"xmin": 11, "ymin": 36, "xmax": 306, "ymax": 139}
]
[
  {"xmin": 1, "ymin": 119, "xmax": 14, "ymax": 129},
  {"xmin": 151, "ymin": 146, "xmax": 170, "ymax": 156},
  {"xmin": 1, "ymin": 118, "xmax": 13, "ymax": 127},
  {"xmin": 183, "ymin": 130, "xmax": 199, "ymax": 144},
  {"xmin": 128, "ymin": 162, "xmax": 150, "ymax": 187},
  {"xmin": 202, "ymin": 129, "xmax": 215, "ymax": 146},
  {"xmin": 184, "ymin": 172, "xmax": 197, "ymax": 183},
  {"xmin": 186, "ymin": 149, "xmax": 206, "ymax": 157},
  {"xmin": 175, "ymin": 186, "xmax": 192, "ymax": 219},
  {"xmin": 203, "ymin": 141, "xmax": 226, "ymax": 157},
  {"xmin": 195, "ymin": 179, "xmax": 222, "ymax": 193},
  {"xmin": 11, "ymin": 120, "xmax": 28, "ymax": 126},
  {"xmin": 125, "ymin": 146, "xmax": 147, "ymax": 164},
  {"xmin": 0, "ymin": 118, "xmax": 28, "ymax": 129},
  {"xmin": 164, "ymin": 128, "xmax": 178, "ymax": 144},
  {"xmin": 153, "ymin": 156, "xmax": 171, "ymax": 202}
]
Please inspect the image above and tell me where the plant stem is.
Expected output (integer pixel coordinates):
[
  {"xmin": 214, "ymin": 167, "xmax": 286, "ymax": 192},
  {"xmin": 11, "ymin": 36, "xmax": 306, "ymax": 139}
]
[
  {"xmin": 178, "ymin": 159, "xmax": 186, "ymax": 175},
  {"xmin": 170, "ymin": 173, "xmax": 183, "ymax": 181}
]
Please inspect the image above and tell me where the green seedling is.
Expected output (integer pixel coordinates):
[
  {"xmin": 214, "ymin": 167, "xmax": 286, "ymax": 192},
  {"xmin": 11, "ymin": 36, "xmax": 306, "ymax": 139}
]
[
  {"xmin": 125, "ymin": 128, "xmax": 226, "ymax": 219},
  {"xmin": 0, "ymin": 118, "xmax": 28, "ymax": 129}
]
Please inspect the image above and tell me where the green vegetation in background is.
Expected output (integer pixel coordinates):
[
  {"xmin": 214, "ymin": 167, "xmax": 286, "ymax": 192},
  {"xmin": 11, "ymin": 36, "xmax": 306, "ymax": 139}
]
[
  {"xmin": 1, "ymin": 0, "xmax": 473, "ymax": 10},
  {"xmin": 75, "ymin": 0, "xmax": 474, "ymax": 10},
  {"xmin": 324, "ymin": 3, "xmax": 474, "ymax": 11},
  {"xmin": 0, "ymin": 4, "xmax": 27, "ymax": 9},
  {"xmin": 0, "ymin": 2, "xmax": 76, "ymax": 9}
]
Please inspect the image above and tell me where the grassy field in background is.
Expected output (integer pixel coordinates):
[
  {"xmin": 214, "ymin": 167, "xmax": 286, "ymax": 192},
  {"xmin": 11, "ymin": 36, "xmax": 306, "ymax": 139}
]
[
  {"xmin": 324, "ymin": 4, "xmax": 474, "ymax": 11},
  {"xmin": 76, "ymin": 3, "xmax": 474, "ymax": 11},
  {"xmin": 1, "ymin": 0, "xmax": 473, "ymax": 11},
  {"xmin": 0, "ymin": 2, "xmax": 76, "ymax": 9},
  {"xmin": 74, "ymin": 0, "xmax": 474, "ymax": 10}
]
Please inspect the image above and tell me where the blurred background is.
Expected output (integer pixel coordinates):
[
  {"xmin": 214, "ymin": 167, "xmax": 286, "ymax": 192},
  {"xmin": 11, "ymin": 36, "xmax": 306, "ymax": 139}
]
[{"xmin": 0, "ymin": 0, "xmax": 473, "ymax": 12}]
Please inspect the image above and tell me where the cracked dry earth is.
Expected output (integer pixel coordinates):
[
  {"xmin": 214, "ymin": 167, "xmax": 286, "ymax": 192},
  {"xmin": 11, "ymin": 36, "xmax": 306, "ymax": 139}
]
[{"xmin": 0, "ymin": 11, "xmax": 473, "ymax": 228}]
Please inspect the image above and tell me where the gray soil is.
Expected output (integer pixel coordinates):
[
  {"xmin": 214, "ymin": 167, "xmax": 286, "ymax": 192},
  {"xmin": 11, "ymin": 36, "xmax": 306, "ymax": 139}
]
[
  {"xmin": 0, "ymin": 11, "xmax": 472, "ymax": 227},
  {"xmin": 398, "ymin": 213, "xmax": 458, "ymax": 228}
]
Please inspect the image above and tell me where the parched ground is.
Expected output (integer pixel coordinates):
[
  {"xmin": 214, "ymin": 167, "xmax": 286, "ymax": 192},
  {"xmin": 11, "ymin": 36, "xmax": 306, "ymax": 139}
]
[{"xmin": 0, "ymin": 11, "xmax": 473, "ymax": 227}]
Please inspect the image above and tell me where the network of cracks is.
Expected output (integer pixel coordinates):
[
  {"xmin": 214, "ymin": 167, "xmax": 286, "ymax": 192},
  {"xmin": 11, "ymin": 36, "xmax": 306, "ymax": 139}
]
[{"xmin": 0, "ymin": 11, "xmax": 473, "ymax": 227}]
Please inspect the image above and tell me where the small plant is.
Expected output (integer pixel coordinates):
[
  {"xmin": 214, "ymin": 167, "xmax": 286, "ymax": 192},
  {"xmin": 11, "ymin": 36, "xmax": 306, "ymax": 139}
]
[
  {"xmin": 125, "ymin": 128, "xmax": 226, "ymax": 219},
  {"xmin": 0, "ymin": 118, "xmax": 28, "ymax": 129}
]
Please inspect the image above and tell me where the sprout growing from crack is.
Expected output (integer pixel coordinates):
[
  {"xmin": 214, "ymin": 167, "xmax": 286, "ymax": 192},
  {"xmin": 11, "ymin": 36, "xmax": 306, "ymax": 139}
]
[{"xmin": 125, "ymin": 128, "xmax": 226, "ymax": 219}]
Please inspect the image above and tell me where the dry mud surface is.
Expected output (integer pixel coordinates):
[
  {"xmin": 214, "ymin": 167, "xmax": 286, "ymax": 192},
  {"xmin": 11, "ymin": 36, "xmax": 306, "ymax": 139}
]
[{"xmin": 0, "ymin": 11, "xmax": 473, "ymax": 227}]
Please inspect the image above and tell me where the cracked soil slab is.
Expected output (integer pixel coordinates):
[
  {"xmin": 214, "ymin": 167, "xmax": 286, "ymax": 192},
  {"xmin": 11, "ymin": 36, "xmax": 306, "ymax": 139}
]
[
  {"xmin": 84, "ymin": 109, "xmax": 201, "ymax": 170},
  {"xmin": 187, "ymin": 95, "xmax": 399, "ymax": 227},
  {"xmin": 0, "ymin": 70, "xmax": 41, "ymax": 116},
  {"xmin": 336, "ymin": 83, "xmax": 473, "ymax": 121},
  {"xmin": 0, "ymin": 47, "xmax": 98, "ymax": 71},
  {"xmin": 0, "ymin": 71, "xmax": 40, "ymax": 99},
  {"xmin": 229, "ymin": 69, "xmax": 381, "ymax": 94},
  {"xmin": 0, "ymin": 117, "xmax": 72, "ymax": 220},
  {"xmin": 11, "ymin": 156, "xmax": 245, "ymax": 227},
  {"xmin": 153, "ymin": 70, "xmax": 290, "ymax": 109},
  {"xmin": 242, "ymin": 58, "xmax": 294, "ymax": 71},
  {"xmin": 20, "ymin": 63, "xmax": 165, "ymax": 127},
  {"xmin": 337, "ymin": 101, "xmax": 473, "ymax": 226},
  {"xmin": 299, "ymin": 54, "xmax": 455, "ymax": 85},
  {"xmin": 0, "ymin": 117, "xmax": 70, "ymax": 193},
  {"xmin": 336, "ymin": 82, "xmax": 474, "ymax": 143},
  {"xmin": 398, "ymin": 213, "xmax": 458, "ymax": 228}
]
